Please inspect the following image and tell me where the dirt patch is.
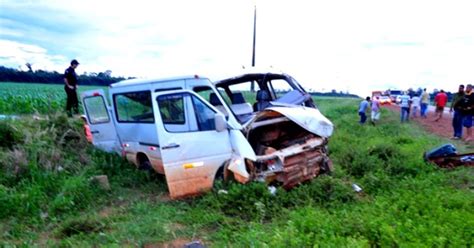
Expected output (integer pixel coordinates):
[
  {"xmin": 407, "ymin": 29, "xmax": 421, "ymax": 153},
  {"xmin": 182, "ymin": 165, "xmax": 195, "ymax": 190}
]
[
  {"xmin": 99, "ymin": 207, "xmax": 115, "ymax": 218},
  {"xmin": 144, "ymin": 238, "xmax": 204, "ymax": 248},
  {"xmin": 38, "ymin": 231, "xmax": 56, "ymax": 247},
  {"xmin": 58, "ymin": 218, "xmax": 106, "ymax": 238}
]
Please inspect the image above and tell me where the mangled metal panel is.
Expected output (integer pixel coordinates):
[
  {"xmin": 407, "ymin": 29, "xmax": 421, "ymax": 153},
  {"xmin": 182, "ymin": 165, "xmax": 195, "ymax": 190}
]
[{"xmin": 247, "ymin": 106, "xmax": 334, "ymax": 138}]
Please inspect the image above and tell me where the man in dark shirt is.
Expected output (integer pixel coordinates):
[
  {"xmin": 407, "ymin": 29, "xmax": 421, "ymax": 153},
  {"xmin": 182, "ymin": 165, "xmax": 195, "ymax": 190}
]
[
  {"xmin": 460, "ymin": 84, "xmax": 474, "ymax": 141},
  {"xmin": 449, "ymin": 84, "xmax": 464, "ymax": 139},
  {"xmin": 64, "ymin": 59, "xmax": 79, "ymax": 116}
]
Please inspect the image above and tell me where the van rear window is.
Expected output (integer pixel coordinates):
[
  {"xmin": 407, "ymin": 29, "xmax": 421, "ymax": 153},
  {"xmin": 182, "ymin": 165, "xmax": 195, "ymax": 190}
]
[{"xmin": 113, "ymin": 91, "xmax": 154, "ymax": 123}]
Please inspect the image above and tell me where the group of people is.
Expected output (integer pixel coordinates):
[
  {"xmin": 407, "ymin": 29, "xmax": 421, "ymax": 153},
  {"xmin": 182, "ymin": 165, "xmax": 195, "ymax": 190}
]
[
  {"xmin": 358, "ymin": 85, "xmax": 474, "ymax": 142},
  {"xmin": 399, "ymin": 88, "xmax": 432, "ymax": 122},
  {"xmin": 358, "ymin": 96, "xmax": 381, "ymax": 125}
]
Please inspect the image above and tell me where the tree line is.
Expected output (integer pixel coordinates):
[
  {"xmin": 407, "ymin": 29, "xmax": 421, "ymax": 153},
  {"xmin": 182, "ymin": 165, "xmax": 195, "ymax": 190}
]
[
  {"xmin": 310, "ymin": 91, "xmax": 359, "ymax": 98},
  {"xmin": 0, "ymin": 66, "xmax": 129, "ymax": 86}
]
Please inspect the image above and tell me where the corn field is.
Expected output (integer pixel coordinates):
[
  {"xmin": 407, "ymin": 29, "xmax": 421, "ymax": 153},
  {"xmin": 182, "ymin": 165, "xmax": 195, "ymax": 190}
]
[{"xmin": 0, "ymin": 82, "xmax": 106, "ymax": 114}]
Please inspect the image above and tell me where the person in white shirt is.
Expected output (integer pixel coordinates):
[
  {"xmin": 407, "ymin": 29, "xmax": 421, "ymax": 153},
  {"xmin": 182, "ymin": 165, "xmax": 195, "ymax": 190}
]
[
  {"xmin": 399, "ymin": 91, "xmax": 411, "ymax": 122},
  {"xmin": 411, "ymin": 94, "xmax": 421, "ymax": 118}
]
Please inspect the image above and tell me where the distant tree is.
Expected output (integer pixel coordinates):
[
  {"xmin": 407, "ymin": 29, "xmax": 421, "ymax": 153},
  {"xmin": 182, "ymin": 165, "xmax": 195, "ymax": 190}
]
[
  {"xmin": 25, "ymin": 63, "xmax": 33, "ymax": 72},
  {"xmin": 104, "ymin": 70, "xmax": 112, "ymax": 77},
  {"xmin": 0, "ymin": 66, "xmax": 126, "ymax": 86}
]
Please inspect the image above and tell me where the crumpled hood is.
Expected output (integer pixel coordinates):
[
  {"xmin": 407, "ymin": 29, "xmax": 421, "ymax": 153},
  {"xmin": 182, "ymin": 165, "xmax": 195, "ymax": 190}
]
[{"xmin": 249, "ymin": 106, "xmax": 334, "ymax": 138}]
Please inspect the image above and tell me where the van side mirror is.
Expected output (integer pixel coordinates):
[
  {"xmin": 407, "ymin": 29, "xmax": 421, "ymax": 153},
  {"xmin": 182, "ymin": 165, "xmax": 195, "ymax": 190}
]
[{"xmin": 214, "ymin": 113, "xmax": 227, "ymax": 132}]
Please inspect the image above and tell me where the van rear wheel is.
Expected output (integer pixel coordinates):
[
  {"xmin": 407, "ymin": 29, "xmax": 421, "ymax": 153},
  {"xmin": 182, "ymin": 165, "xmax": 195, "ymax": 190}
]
[{"xmin": 139, "ymin": 159, "xmax": 152, "ymax": 171}]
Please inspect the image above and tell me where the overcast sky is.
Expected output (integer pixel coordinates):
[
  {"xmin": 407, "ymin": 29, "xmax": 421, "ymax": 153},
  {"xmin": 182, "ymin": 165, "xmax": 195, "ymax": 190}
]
[{"xmin": 1, "ymin": 0, "xmax": 474, "ymax": 96}]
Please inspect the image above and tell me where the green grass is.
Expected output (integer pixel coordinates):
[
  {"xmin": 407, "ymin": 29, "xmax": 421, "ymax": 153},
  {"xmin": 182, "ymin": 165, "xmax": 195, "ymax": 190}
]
[{"xmin": 0, "ymin": 88, "xmax": 473, "ymax": 246}]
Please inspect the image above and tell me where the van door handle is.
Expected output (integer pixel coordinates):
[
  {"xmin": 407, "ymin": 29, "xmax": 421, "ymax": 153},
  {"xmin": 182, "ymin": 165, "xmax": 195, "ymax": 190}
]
[
  {"xmin": 162, "ymin": 143, "xmax": 180, "ymax": 150},
  {"xmin": 91, "ymin": 130, "xmax": 100, "ymax": 134}
]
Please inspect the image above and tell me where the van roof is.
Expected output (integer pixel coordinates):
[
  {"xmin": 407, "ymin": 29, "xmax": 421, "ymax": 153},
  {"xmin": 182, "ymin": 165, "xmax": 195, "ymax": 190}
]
[{"xmin": 110, "ymin": 75, "xmax": 208, "ymax": 88}]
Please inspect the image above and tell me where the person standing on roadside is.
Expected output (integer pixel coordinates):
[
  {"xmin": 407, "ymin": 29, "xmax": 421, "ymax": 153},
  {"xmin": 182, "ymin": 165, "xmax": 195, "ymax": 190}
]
[
  {"xmin": 434, "ymin": 90, "xmax": 448, "ymax": 122},
  {"xmin": 449, "ymin": 84, "xmax": 465, "ymax": 139},
  {"xmin": 420, "ymin": 88, "xmax": 430, "ymax": 118},
  {"xmin": 399, "ymin": 91, "xmax": 411, "ymax": 122},
  {"xmin": 411, "ymin": 93, "xmax": 421, "ymax": 118},
  {"xmin": 371, "ymin": 96, "xmax": 381, "ymax": 125},
  {"xmin": 460, "ymin": 84, "xmax": 474, "ymax": 141},
  {"xmin": 64, "ymin": 59, "xmax": 80, "ymax": 117},
  {"xmin": 358, "ymin": 96, "xmax": 370, "ymax": 124}
]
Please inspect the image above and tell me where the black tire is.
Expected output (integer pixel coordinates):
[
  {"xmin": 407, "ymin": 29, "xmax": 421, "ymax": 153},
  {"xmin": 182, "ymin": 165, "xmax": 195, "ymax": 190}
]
[{"xmin": 138, "ymin": 159, "xmax": 153, "ymax": 171}]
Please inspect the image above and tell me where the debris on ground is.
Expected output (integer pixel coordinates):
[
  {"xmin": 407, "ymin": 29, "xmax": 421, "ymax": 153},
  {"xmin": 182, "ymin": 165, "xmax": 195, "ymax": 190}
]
[
  {"xmin": 90, "ymin": 175, "xmax": 111, "ymax": 190},
  {"xmin": 268, "ymin": 186, "xmax": 277, "ymax": 195},
  {"xmin": 352, "ymin": 183, "xmax": 363, "ymax": 193},
  {"xmin": 184, "ymin": 241, "xmax": 206, "ymax": 248},
  {"xmin": 217, "ymin": 189, "xmax": 228, "ymax": 195},
  {"xmin": 424, "ymin": 143, "xmax": 474, "ymax": 168}
]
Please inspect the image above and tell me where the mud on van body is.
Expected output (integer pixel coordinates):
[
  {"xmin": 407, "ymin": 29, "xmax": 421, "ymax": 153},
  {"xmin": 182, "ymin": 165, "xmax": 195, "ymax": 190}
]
[{"xmin": 81, "ymin": 73, "xmax": 333, "ymax": 199}]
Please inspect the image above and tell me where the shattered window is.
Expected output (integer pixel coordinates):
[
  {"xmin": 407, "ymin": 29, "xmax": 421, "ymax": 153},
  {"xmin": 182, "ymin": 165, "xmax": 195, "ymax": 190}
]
[
  {"xmin": 267, "ymin": 79, "xmax": 293, "ymax": 98},
  {"xmin": 228, "ymin": 82, "xmax": 259, "ymax": 104}
]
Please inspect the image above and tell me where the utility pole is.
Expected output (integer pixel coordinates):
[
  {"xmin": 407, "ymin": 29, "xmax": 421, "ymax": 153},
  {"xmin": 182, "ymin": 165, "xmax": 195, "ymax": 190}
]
[{"xmin": 250, "ymin": 4, "xmax": 257, "ymax": 92}]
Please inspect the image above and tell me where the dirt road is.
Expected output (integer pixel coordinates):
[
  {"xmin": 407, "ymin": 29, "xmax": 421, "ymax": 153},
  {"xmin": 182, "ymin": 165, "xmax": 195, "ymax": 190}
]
[{"xmin": 386, "ymin": 104, "xmax": 470, "ymax": 141}]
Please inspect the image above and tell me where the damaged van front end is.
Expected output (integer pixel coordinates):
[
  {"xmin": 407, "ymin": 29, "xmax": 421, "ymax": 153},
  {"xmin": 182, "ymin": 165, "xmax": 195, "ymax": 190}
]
[{"xmin": 227, "ymin": 106, "xmax": 334, "ymax": 189}]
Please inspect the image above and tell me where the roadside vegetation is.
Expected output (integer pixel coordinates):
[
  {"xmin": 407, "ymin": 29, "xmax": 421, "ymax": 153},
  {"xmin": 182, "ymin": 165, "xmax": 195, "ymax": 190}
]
[
  {"xmin": 0, "ymin": 82, "xmax": 106, "ymax": 114},
  {"xmin": 0, "ymin": 83, "xmax": 472, "ymax": 246}
]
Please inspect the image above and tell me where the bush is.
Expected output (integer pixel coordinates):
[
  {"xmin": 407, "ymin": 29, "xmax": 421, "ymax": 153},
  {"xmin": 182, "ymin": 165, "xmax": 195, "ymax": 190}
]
[
  {"xmin": 50, "ymin": 175, "xmax": 99, "ymax": 215},
  {"xmin": 0, "ymin": 121, "xmax": 23, "ymax": 149}
]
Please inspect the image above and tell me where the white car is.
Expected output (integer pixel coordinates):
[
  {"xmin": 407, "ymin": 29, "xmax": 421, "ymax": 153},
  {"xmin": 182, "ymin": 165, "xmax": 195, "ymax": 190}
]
[{"xmin": 81, "ymin": 73, "xmax": 333, "ymax": 199}]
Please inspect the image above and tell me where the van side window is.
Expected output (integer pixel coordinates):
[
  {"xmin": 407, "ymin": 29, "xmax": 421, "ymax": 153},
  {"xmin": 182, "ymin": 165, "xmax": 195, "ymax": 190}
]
[
  {"xmin": 157, "ymin": 93, "xmax": 216, "ymax": 132},
  {"xmin": 83, "ymin": 96, "xmax": 110, "ymax": 124},
  {"xmin": 193, "ymin": 86, "xmax": 228, "ymax": 116},
  {"xmin": 191, "ymin": 95, "xmax": 216, "ymax": 131},
  {"xmin": 113, "ymin": 91, "xmax": 154, "ymax": 123},
  {"xmin": 158, "ymin": 95, "xmax": 185, "ymax": 125}
]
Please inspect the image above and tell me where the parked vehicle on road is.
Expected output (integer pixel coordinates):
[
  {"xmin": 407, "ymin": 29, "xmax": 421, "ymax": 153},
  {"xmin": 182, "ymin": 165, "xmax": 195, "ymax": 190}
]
[
  {"xmin": 379, "ymin": 95, "xmax": 392, "ymax": 105},
  {"xmin": 81, "ymin": 72, "xmax": 333, "ymax": 199},
  {"xmin": 389, "ymin": 90, "xmax": 403, "ymax": 104}
]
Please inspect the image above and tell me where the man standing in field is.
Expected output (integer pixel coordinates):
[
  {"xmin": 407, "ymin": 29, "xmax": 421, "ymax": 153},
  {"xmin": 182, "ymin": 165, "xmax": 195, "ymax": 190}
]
[
  {"xmin": 399, "ymin": 91, "xmax": 411, "ymax": 122},
  {"xmin": 371, "ymin": 96, "xmax": 381, "ymax": 125},
  {"xmin": 420, "ymin": 88, "xmax": 430, "ymax": 118},
  {"xmin": 358, "ymin": 97, "xmax": 370, "ymax": 124},
  {"xmin": 64, "ymin": 59, "xmax": 80, "ymax": 117},
  {"xmin": 460, "ymin": 84, "xmax": 473, "ymax": 142},
  {"xmin": 434, "ymin": 89, "xmax": 448, "ymax": 122},
  {"xmin": 449, "ymin": 84, "xmax": 465, "ymax": 139}
]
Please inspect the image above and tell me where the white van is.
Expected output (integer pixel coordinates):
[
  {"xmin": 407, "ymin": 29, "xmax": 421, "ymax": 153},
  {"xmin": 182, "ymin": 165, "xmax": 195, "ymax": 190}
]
[{"xmin": 81, "ymin": 73, "xmax": 334, "ymax": 199}]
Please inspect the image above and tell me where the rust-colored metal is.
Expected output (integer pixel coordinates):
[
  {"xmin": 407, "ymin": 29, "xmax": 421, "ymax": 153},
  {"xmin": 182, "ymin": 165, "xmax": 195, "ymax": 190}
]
[
  {"xmin": 427, "ymin": 152, "xmax": 474, "ymax": 169},
  {"xmin": 280, "ymin": 147, "xmax": 326, "ymax": 189}
]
